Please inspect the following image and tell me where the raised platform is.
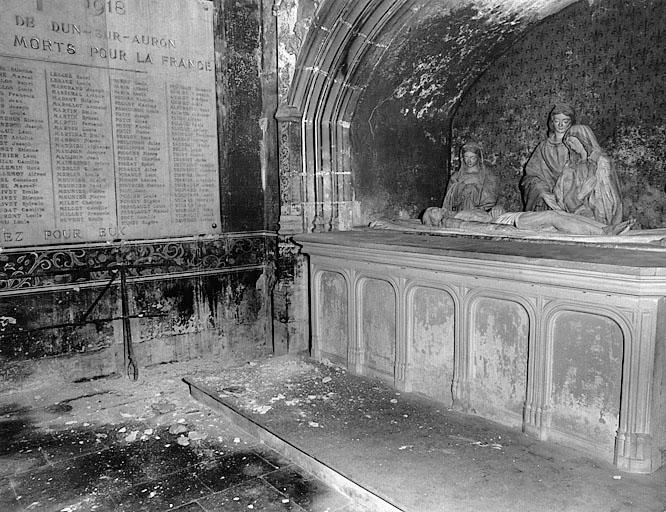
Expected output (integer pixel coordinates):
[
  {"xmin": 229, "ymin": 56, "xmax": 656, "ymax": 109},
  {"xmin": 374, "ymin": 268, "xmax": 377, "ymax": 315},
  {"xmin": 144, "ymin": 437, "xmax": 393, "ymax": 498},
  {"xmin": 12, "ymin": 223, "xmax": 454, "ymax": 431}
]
[
  {"xmin": 184, "ymin": 376, "xmax": 401, "ymax": 512},
  {"xmin": 295, "ymin": 229, "xmax": 666, "ymax": 474},
  {"xmin": 184, "ymin": 355, "xmax": 666, "ymax": 510}
]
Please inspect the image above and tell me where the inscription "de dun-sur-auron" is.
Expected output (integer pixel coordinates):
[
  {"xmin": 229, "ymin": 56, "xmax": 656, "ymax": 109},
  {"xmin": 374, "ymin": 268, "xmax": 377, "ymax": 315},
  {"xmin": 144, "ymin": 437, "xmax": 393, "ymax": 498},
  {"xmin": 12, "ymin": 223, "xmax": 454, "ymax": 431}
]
[
  {"xmin": 13, "ymin": 1, "xmax": 213, "ymax": 72},
  {"xmin": 1, "ymin": 0, "xmax": 220, "ymax": 247}
]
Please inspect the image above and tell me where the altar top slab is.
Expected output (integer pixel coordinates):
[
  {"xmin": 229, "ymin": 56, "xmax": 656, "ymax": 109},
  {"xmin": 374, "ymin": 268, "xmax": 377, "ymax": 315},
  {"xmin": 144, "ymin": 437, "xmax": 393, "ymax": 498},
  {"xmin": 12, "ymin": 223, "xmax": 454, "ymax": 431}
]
[{"xmin": 295, "ymin": 229, "xmax": 666, "ymax": 274}]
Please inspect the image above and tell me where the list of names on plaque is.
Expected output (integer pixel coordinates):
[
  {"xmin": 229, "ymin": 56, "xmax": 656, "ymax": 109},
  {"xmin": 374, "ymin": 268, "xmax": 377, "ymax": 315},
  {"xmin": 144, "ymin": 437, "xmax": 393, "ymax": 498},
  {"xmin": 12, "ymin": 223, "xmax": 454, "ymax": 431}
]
[
  {"xmin": 48, "ymin": 69, "xmax": 115, "ymax": 229},
  {"xmin": 168, "ymin": 83, "xmax": 218, "ymax": 226},
  {"xmin": 112, "ymin": 75, "xmax": 169, "ymax": 230},
  {"xmin": 0, "ymin": 0, "xmax": 220, "ymax": 247},
  {"xmin": 0, "ymin": 62, "xmax": 52, "ymax": 245}
]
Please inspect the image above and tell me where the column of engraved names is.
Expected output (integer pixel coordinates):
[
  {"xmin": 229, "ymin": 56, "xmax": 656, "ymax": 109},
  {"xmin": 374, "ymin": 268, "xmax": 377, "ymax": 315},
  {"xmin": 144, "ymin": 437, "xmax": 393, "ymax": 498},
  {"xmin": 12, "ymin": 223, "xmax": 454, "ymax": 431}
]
[
  {"xmin": 48, "ymin": 71, "xmax": 113, "ymax": 226},
  {"xmin": 112, "ymin": 77, "xmax": 168, "ymax": 228},
  {"xmin": 191, "ymin": 86, "xmax": 218, "ymax": 222},
  {"xmin": 0, "ymin": 64, "xmax": 48, "ymax": 232},
  {"xmin": 168, "ymin": 83, "xmax": 217, "ymax": 225}
]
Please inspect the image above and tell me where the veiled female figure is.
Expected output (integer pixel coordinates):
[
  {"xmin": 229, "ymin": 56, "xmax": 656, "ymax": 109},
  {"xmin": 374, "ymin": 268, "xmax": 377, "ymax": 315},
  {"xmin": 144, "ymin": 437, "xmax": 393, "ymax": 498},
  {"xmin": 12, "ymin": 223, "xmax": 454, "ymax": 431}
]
[
  {"xmin": 442, "ymin": 142, "xmax": 498, "ymax": 212},
  {"xmin": 556, "ymin": 124, "xmax": 623, "ymax": 225},
  {"xmin": 520, "ymin": 103, "xmax": 576, "ymax": 211}
]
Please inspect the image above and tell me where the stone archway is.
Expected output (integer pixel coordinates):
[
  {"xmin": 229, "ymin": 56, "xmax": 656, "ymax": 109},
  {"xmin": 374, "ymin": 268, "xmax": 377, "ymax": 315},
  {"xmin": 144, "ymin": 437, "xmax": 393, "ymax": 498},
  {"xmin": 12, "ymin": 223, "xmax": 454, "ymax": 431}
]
[{"xmin": 277, "ymin": 0, "xmax": 578, "ymax": 233}]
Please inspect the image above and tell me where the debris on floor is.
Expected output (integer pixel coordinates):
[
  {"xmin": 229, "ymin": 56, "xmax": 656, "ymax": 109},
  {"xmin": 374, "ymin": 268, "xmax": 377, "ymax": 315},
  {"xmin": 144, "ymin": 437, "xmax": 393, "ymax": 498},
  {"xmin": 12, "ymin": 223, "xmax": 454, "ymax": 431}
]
[
  {"xmin": 188, "ymin": 354, "xmax": 666, "ymax": 512},
  {"xmin": 0, "ymin": 357, "xmax": 352, "ymax": 512}
]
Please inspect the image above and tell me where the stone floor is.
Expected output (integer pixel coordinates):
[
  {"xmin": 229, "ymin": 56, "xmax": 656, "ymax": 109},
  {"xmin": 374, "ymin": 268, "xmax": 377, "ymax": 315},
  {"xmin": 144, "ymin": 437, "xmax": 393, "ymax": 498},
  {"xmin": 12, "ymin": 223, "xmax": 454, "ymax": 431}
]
[
  {"xmin": 187, "ymin": 355, "xmax": 666, "ymax": 512},
  {"xmin": 2, "ymin": 354, "xmax": 665, "ymax": 512},
  {"xmin": 0, "ymin": 358, "xmax": 352, "ymax": 512}
]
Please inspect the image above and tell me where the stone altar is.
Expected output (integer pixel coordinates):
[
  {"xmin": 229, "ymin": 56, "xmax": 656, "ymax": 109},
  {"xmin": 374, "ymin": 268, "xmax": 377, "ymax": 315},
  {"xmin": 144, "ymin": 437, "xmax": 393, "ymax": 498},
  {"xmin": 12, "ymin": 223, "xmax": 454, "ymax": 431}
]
[{"xmin": 296, "ymin": 230, "xmax": 666, "ymax": 474}]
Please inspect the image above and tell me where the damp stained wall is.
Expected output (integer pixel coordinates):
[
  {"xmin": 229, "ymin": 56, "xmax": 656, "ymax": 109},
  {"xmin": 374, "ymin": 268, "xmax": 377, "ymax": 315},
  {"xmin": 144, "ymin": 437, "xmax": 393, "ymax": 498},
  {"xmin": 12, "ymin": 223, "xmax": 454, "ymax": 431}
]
[
  {"xmin": 317, "ymin": 271, "xmax": 348, "ymax": 364},
  {"xmin": 410, "ymin": 287, "xmax": 455, "ymax": 406},
  {"xmin": 549, "ymin": 311, "xmax": 623, "ymax": 454},
  {"xmin": 350, "ymin": 1, "xmax": 539, "ymax": 223},
  {"xmin": 274, "ymin": 0, "xmax": 319, "ymax": 104},
  {"xmin": 470, "ymin": 298, "xmax": 528, "ymax": 427},
  {"xmin": 361, "ymin": 279, "xmax": 396, "ymax": 381},
  {"xmin": 348, "ymin": 0, "xmax": 666, "ymax": 226},
  {"xmin": 219, "ymin": 0, "xmax": 277, "ymax": 232},
  {"xmin": 0, "ymin": 0, "xmax": 279, "ymax": 389},
  {"xmin": 452, "ymin": 0, "xmax": 666, "ymax": 226},
  {"xmin": 270, "ymin": 0, "xmax": 319, "ymax": 354}
]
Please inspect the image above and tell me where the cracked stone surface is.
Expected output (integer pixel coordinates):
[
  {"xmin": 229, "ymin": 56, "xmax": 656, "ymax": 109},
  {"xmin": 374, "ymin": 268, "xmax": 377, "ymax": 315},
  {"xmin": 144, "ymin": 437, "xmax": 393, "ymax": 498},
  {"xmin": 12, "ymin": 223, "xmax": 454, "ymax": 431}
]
[
  {"xmin": 0, "ymin": 357, "xmax": 350, "ymax": 512},
  {"xmin": 191, "ymin": 354, "xmax": 666, "ymax": 512}
]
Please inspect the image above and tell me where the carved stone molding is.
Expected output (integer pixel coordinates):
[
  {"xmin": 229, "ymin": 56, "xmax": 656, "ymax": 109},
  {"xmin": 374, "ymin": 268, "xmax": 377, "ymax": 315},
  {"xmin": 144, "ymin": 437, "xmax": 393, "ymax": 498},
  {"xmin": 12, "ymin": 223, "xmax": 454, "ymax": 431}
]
[{"xmin": 0, "ymin": 234, "xmax": 272, "ymax": 293}]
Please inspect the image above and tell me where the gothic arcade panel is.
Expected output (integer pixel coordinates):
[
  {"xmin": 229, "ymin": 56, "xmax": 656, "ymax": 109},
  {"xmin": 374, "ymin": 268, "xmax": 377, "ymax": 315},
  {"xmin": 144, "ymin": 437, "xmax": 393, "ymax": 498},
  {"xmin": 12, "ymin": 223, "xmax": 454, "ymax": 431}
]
[
  {"xmin": 409, "ymin": 286, "xmax": 454, "ymax": 405},
  {"xmin": 317, "ymin": 271, "xmax": 348, "ymax": 364},
  {"xmin": 470, "ymin": 297, "xmax": 528, "ymax": 426},
  {"xmin": 360, "ymin": 278, "xmax": 396, "ymax": 381},
  {"xmin": 550, "ymin": 311, "xmax": 622, "ymax": 454}
]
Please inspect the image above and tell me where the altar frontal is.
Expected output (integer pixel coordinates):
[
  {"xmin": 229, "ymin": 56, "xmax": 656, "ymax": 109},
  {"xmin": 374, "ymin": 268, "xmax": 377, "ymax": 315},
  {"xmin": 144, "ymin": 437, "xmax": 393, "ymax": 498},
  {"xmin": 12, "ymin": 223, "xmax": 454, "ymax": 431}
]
[{"xmin": 297, "ymin": 230, "xmax": 666, "ymax": 474}]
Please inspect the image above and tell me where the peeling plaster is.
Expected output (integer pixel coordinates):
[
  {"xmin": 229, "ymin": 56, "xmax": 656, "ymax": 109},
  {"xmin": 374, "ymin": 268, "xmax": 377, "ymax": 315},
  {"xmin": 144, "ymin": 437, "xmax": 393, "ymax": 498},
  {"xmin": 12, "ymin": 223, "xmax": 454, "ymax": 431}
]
[
  {"xmin": 386, "ymin": 3, "xmax": 526, "ymax": 121},
  {"xmin": 276, "ymin": 0, "xmax": 318, "ymax": 101},
  {"xmin": 550, "ymin": 312, "xmax": 622, "ymax": 447},
  {"xmin": 410, "ymin": 288, "xmax": 455, "ymax": 404},
  {"xmin": 471, "ymin": 299, "xmax": 528, "ymax": 421},
  {"xmin": 319, "ymin": 272, "xmax": 348, "ymax": 360},
  {"xmin": 362, "ymin": 279, "xmax": 396, "ymax": 377},
  {"xmin": 471, "ymin": 0, "xmax": 579, "ymax": 21}
]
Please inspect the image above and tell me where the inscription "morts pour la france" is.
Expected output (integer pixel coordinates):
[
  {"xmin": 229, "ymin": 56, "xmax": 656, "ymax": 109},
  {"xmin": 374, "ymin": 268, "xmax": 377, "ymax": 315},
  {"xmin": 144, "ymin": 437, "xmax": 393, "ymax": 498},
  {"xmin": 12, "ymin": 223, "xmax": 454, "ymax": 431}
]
[{"xmin": 1, "ymin": 0, "xmax": 220, "ymax": 247}]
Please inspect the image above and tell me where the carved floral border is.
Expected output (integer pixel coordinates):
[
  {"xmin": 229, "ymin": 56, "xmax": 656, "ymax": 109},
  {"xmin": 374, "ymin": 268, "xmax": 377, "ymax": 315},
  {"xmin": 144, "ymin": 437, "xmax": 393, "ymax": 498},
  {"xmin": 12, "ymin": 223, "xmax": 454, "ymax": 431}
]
[{"xmin": 0, "ymin": 234, "xmax": 274, "ymax": 291}]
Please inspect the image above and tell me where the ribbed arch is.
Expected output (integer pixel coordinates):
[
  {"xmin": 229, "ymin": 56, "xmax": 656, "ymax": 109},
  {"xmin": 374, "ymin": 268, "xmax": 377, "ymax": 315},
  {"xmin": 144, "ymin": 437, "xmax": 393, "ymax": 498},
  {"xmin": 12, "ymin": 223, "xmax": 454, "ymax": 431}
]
[
  {"xmin": 280, "ymin": 0, "xmax": 578, "ymax": 232},
  {"xmin": 282, "ymin": 0, "xmax": 420, "ymax": 232}
]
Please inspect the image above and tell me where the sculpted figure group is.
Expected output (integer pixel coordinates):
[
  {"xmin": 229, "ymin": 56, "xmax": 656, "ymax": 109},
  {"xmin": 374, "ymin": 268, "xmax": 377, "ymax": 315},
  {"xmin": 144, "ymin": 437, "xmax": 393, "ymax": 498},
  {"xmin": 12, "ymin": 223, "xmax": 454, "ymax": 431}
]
[{"xmin": 422, "ymin": 103, "xmax": 628, "ymax": 236}]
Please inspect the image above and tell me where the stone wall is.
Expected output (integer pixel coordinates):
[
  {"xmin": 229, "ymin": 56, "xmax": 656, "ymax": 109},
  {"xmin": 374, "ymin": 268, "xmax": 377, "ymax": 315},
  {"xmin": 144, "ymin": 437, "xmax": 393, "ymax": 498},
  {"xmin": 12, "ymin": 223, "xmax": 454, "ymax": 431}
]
[
  {"xmin": 0, "ymin": 0, "xmax": 280, "ymax": 389},
  {"xmin": 349, "ymin": 1, "xmax": 545, "ymax": 224},
  {"xmin": 351, "ymin": 4, "xmax": 518, "ymax": 222},
  {"xmin": 271, "ymin": 0, "xmax": 320, "ymax": 354},
  {"xmin": 344, "ymin": 0, "xmax": 666, "ymax": 226},
  {"xmin": 0, "ymin": 236, "xmax": 275, "ymax": 390},
  {"xmin": 452, "ymin": 0, "xmax": 666, "ymax": 227},
  {"xmin": 219, "ymin": 0, "xmax": 279, "ymax": 232}
]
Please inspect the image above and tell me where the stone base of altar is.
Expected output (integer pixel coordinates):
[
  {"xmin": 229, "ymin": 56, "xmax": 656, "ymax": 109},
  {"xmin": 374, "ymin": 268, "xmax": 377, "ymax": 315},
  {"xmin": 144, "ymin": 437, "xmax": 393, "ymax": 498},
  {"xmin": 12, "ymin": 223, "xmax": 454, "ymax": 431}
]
[{"xmin": 295, "ymin": 230, "xmax": 666, "ymax": 474}]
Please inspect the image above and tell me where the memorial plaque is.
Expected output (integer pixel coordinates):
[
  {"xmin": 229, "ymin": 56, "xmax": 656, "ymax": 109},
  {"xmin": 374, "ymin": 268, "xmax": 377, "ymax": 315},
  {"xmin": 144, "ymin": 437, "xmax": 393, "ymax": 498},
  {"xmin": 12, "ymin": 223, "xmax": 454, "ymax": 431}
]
[{"xmin": 0, "ymin": 0, "xmax": 219, "ymax": 247}]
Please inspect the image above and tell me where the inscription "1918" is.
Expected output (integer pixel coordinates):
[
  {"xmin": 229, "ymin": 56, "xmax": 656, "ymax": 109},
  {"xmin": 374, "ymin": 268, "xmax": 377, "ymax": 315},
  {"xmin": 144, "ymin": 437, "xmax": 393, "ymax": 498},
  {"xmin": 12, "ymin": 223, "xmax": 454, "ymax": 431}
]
[
  {"xmin": 35, "ymin": 1, "xmax": 126, "ymax": 15},
  {"xmin": 85, "ymin": 0, "xmax": 126, "ymax": 15}
]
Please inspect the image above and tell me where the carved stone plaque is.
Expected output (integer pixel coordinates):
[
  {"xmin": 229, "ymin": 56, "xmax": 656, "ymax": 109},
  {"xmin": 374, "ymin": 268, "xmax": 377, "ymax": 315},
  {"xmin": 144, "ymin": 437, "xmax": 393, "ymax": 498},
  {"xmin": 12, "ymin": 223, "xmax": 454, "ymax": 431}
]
[{"xmin": 0, "ymin": 0, "xmax": 219, "ymax": 247}]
